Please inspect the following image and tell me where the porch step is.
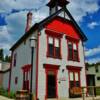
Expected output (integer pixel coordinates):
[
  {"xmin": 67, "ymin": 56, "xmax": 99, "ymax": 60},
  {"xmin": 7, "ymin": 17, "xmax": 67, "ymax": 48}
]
[{"xmin": 47, "ymin": 99, "xmax": 57, "ymax": 100}]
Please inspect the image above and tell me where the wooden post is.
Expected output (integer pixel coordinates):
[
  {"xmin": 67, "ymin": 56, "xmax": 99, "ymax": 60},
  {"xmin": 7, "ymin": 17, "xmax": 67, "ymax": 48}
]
[
  {"xmin": 92, "ymin": 87, "xmax": 94, "ymax": 100},
  {"xmin": 82, "ymin": 87, "xmax": 85, "ymax": 100}
]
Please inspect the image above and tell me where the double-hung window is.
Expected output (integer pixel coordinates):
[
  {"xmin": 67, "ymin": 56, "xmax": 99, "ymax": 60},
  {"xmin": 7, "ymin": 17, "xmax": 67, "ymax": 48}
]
[
  {"xmin": 68, "ymin": 40, "xmax": 79, "ymax": 61},
  {"xmin": 47, "ymin": 36, "xmax": 61, "ymax": 58},
  {"xmin": 69, "ymin": 71, "xmax": 80, "ymax": 88}
]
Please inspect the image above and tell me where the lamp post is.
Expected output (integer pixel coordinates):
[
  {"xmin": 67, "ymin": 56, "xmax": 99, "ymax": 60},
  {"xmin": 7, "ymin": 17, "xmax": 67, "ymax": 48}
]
[{"xmin": 30, "ymin": 36, "xmax": 37, "ymax": 100}]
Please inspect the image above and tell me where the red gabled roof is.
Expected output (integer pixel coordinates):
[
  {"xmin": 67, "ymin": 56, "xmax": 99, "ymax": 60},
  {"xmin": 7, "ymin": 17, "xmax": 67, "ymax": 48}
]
[{"xmin": 45, "ymin": 16, "xmax": 81, "ymax": 40}]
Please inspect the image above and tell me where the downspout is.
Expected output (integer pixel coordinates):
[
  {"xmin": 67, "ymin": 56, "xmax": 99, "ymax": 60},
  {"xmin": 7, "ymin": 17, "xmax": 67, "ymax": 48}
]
[{"xmin": 36, "ymin": 31, "xmax": 40, "ymax": 100}]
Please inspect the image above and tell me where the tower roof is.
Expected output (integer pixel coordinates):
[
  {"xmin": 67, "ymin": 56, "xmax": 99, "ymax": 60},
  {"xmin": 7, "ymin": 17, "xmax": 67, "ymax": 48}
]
[{"xmin": 47, "ymin": 0, "xmax": 69, "ymax": 8}]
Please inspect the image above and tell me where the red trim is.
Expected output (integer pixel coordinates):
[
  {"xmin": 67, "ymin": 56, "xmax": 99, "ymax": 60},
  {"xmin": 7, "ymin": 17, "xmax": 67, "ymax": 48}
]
[
  {"xmin": 67, "ymin": 66, "xmax": 82, "ymax": 71},
  {"xmin": 44, "ymin": 64, "xmax": 60, "ymax": 70},
  {"xmin": 8, "ymin": 51, "xmax": 13, "ymax": 93},
  {"xmin": 21, "ymin": 64, "xmax": 31, "ymax": 72},
  {"xmin": 45, "ymin": 29, "xmax": 63, "ymax": 38},
  {"xmin": 45, "ymin": 17, "xmax": 81, "ymax": 40},
  {"xmin": 36, "ymin": 32, "xmax": 40, "ymax": 100},
  {"xmin": 21, "ymin": 64, "xmax": 31, "ymax": 91},
  {"xmin": 66, "ymin": 36, "xmax": 79, "ymax": 42},
  {"xmin": 44, "ymin": 64, "xmax": 59, "ymax": 99},
  {"xmin": 67, "ymin": 39, "xmax": 80, "ymax": 62},
  {"xmin": 67, "ymin": 66, "xmax": 81, "ymax": 89},
  {"xmin": 46, "ymin": 35, "xmax": 62, "ymax": 59}
]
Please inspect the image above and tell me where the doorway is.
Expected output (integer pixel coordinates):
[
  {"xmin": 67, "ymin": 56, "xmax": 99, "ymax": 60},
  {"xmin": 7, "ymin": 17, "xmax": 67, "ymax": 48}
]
[
  {"xmin": 47, "ymin": 73, "xmax": 56, "ymax": 98},
  {"xmin": 87, "ymin": 75, "xmax": 96, "ymax": 96},
  {"xmin": 22, "ymin": 64, "xmax": 31, "ymax": 91},
  {"xmin": 44, "ymin": 64, "xmax": 59, "ymax": 99}
]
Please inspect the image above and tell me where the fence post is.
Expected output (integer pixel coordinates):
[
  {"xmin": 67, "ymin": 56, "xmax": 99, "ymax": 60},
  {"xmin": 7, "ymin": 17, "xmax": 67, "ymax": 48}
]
[
  {"xmin": 92, "ymin": 87, "xmax": 94, "ymax": 100},
  {"xmin": 82, "ymin": 87, "xmax": 85, "ymax": 100}
]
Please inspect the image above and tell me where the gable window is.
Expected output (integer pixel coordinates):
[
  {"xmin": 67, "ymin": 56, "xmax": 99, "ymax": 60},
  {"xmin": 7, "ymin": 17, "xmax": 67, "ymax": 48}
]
[
  {"xmin": 47, "ymin": 36, "xmax": 61, "ymax": 58},
  {"xmin": 13, "ymin": 53, "xmax": 17, "ymax": 67},
  {"xmin": 68, "ymin": 40, "xmax": 79, "ymax": 61}
]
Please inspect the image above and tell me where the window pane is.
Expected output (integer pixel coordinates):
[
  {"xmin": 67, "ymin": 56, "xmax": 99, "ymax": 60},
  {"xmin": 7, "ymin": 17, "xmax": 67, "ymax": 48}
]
[
  {"xmin": 48, "ymin": 44, "xmax": 54, "ymax": 56},
  {"xmin": 73, "ymin": 43, "xmax": 77, "ymax": 50},
  {"xmin": 75, "ymin": 72, "xmax": 79, "ymax": 81},
  {"xmin": 75, "ymin": 81, "xmax": 80, "ymax": 87},
  {"xmin": 74, "ymin": 50, "xmax": 78, "ymax": 61},
  {"xmin": 55, "ymin": 38, "xmax": 59, "ymax": 47},
  {"xmin": 70, "ymin": 81, "xmax": 74, "ymax": 88},
  {"xmin": 55, "ymin": 47, "xmax": 60, "ymax": 57},
  {"xmin": 68, "ymin": 42, "xmax": 73, "ymax": 60},
  {"xmin": 70, "ymin": 72, "xmax": 74, "ymax": 81},
  {"xmin": 49, "ymin": 37, "xmax": 53, "ymax": 44}
]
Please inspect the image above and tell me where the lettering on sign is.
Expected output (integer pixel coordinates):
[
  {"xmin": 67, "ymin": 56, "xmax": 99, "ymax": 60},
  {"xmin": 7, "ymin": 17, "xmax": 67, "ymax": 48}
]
[{"xmin": 58, "ymin": 77, "xmax": 66, "ymax": 81}]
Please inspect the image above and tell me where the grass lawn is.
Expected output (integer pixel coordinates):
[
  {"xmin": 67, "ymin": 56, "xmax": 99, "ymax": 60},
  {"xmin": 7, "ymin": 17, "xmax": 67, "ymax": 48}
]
[
  {"xmin": 96, "ymin": 88, "xmax": 100, "ymax": 95},
  {"xmin": 0, "ymin": 87, "xmax": 15, "ymax": 99}
]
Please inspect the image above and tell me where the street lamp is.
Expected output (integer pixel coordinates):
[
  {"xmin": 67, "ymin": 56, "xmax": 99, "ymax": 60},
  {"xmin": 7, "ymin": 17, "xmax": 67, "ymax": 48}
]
[{"xmin": 30, "ymin": 36, "xmax": 37, "ymax": 100}]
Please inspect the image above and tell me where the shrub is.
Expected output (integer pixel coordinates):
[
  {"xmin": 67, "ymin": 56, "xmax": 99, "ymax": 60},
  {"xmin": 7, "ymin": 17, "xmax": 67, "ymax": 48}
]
[{"xmin": 0, "ymin": 87, "xmax": 15, "ymax": 99}]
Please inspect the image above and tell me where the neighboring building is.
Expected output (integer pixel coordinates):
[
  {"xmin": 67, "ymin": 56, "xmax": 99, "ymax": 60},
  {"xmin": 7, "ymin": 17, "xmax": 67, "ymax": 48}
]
[
  {"xmin": 9, "ymin": 0, "xmax": 87, "ymax": 99},
  {"xmin": 86, "ymin": 63, "xmax": 100, "ymax": 87},
  {"xmin": 0, "ymin": 60, "xmax": 10, "ymax": 90}
]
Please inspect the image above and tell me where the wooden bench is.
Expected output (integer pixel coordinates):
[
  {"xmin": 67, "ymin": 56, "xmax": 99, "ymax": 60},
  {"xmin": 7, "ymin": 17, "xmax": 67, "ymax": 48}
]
[{"xmin": 70, "ymin": 87, "xmax": 82, "ymax": 97}]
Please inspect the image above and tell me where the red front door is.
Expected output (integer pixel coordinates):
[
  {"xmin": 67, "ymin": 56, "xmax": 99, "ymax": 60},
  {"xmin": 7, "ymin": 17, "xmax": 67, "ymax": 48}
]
[
  {"xmin": 22, "ymin": 64, "xmax": 31, "ymax": 91},
  {"xmin": 23, "ymin": 71, "xmax": 29, "ymax": 91},
  {"xmin": 47, "ymin": 71, "xmax": 56, "ymax": 98},
  {"xmin": 44, "ymin": 64, "xmax": 59, "ymax": 99}
]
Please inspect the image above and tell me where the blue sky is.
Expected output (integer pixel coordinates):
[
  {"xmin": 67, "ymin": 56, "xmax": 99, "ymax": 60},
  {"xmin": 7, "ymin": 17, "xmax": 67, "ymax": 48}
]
[{"xmin": 0, "ymin": 0, "xmax": 100, "ymax": 64}]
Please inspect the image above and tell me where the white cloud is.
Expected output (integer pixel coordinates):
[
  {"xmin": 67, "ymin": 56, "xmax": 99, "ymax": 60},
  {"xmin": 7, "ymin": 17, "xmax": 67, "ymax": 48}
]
[
  {"xmin": 68, "ymin": 0, "xmax": 100, "ymax": 22},
  {"xmin": 85, "ymin": 46, "xmax": 100, "ymax": 57},
  {"xmin": 87, "ymin": 22, "xmax": 100, "ymax": 29},
  {"xmin": 0, "ymin": 0, "xmax": 47, "ymax": 14},
  {"xmin": 86, "ymin": 57, "xmax": 100, "ymax": 64},
  {"xmin": 0, "ymin": 25, "xmax": 12, "ymax": 55},
  {"xmin": 0, "ymin": 26, "xmax": 12, "ymax": 41},
  {"xmin": 0, "ymin": 0, "xmax": 100, "ymax": 56}
]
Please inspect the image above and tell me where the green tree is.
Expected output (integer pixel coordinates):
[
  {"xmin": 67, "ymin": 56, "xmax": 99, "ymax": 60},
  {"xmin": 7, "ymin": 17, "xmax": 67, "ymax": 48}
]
[
  {"xmin": 0, "ymin": 49, "xmax": 4, "ymax": 61},
  {"xmin": 4, "ymin": 55, "xmax": 11, "ymax": 62}
]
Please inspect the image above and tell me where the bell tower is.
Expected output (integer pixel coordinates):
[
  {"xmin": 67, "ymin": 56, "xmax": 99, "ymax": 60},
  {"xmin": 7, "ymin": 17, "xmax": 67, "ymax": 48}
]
[{"xmin": 47, "ymin": 0, "xmax": 69, "ymax": 15}]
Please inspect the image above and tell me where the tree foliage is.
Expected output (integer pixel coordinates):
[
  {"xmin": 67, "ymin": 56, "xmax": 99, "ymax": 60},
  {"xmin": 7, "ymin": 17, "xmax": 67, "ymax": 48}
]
[
  {"xmin": 0, "ymin": 48, "xmax": 11, "ymax": 62},
  {"xmin": 0, "ymin": 49, "xmax": 4, "ymax": 61}
]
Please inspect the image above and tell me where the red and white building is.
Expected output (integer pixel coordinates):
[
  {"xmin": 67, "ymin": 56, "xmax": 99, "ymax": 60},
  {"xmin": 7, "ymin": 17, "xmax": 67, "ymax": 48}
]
[{"xmin": 9, "ymin": 0, "xmax": 87, "ymax": 99}]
